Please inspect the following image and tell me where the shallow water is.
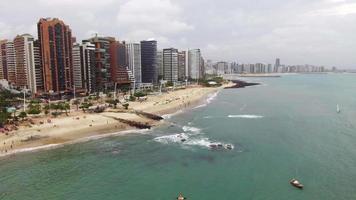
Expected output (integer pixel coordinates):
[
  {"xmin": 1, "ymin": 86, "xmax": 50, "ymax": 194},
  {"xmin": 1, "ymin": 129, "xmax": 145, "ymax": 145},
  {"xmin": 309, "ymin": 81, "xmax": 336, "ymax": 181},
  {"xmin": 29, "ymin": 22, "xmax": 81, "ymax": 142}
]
[{"xmin": 0, "ymin": 74, "xmax": 356, "ymax": 200}]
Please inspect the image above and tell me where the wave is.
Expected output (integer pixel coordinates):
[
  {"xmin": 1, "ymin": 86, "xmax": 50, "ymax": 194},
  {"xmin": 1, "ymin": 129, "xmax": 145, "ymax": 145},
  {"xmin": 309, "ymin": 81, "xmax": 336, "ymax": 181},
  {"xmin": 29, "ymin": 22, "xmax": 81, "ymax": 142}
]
[
  {"xmin": 153, "ymin": 133, "xmax": 189, "ymax": 144},
  {"xmin": 228, "ymin": 115, "xmax": 264, "ymax": 119},
  {"xmin": 206, "ymin": 91, "xmax": 219, "ymax": 104},
  {"xmin": 162, "ymin": 110, "xmax": 184, "ymax": 119},
  {"xmin": 182, "ymin": 126, "xmax": 201, "ymax": 133},
  {"xmin": 203, "ymin": 116, "xmax": 214, "ymax": 119},
  {"xmin": 0, "ymin": 128, "xmax": 150, "ymax": 158},
  {"xmin": 193, "ymin": 104, "xmax": 207, "ymax": 109}
]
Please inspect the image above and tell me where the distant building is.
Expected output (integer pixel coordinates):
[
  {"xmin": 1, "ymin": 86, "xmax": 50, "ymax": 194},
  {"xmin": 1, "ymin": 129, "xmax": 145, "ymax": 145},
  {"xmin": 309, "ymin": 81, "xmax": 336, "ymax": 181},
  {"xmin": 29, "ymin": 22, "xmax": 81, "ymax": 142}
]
[
  {"xmin": 216, "ymin": 62, "xmax": 228, "ymax": 75},
  {"xmin": 274, "ymin": 58, "xmax": 280, "ymax": 73},
  {"xmin": 163, "ymin": 48, "xmax": 178, "ymax": 83},
  {"xmin": 140, "ymin": 40, "xmax": 157, "ymax": 84},
  {"xmin": 126, "ymin": 43, "xmax": 142, "ymax": 85},
  {"xmin": 38, "ymin": 18, "xmax": 73, "ymax": 95},
  {"xmin": 188, "ymin": 49, "xmax": 201, "ymax": 80}
]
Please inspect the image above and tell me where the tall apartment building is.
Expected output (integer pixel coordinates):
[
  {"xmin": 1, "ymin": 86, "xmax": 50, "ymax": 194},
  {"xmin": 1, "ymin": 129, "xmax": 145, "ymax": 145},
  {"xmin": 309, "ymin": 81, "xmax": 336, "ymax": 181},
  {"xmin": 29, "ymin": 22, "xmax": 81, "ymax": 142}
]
[
  {"xmin": 5, "ymin": 41, "xmax": 16, "ymax": 85},
  {"xmin": 188, "ymin": 49, "xmax": 201, "ymax": 80},
  {"xmin": 274, "ymin": 58, "xmax": 280, "ymax": 73},
  {"xmin": 178, "ymin": 51, "xmax": 186, "ymax": 81},
  {"xmin": 156, "ymin": 51, "xmax": 163, "ymax": 80},
  {"xmin": 117, "ymin": 41, "xmax": 133, "ymax": 84},
  {"xmin": 72, "ymin": 43, "xmax": 82, "ymax": 90},
  {"xmin": 87, "ymin": 36, "xmax": 112, "ymax": 91},
  {"xmin": 126, "ymin": 43, "xmax": 142, "ymax": 85},
  {"xmin": 0, "ymin": 40, "xmax": 8, "ymax": 80},
  {"xmin": 140, "ymin": 40, "xmax": 157, "ymax": 84},
  {"xmin": 163, "ymin": 48, "xmax": 178, "ymax": 83},
  {"xmin": 37, "ymin": 18, "xmax": 73, "ymax": 94},
  {"xmin": 80, "ymin": 41, "xmax": 96, "ymax": 93},
  {"xmin": 72, "ymin": 41, "xmax": 97, "ymax": 93},
  {"xmin": 13, "ymin": 34, "xmax": 37, "ymax": 92},
  {"xmin": 33, "ymin": 40, "xmax": 43, "ymax": 93}
]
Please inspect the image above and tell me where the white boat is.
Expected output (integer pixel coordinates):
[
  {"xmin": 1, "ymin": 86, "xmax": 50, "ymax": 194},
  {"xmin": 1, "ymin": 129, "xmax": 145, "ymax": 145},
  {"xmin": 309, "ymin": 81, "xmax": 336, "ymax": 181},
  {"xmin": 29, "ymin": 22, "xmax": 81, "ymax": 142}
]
[{"xmin": 337, "ymin": 104, "xmax": 341, "ymax": 113}]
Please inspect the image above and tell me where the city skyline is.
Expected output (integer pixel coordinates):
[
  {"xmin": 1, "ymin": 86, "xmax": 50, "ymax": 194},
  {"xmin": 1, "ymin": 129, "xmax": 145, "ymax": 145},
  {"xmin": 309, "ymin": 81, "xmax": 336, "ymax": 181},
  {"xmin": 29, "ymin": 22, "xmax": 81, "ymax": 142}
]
[{"xmin": 0, "ymin": 0, "xmax": 355, "ymax": 69}]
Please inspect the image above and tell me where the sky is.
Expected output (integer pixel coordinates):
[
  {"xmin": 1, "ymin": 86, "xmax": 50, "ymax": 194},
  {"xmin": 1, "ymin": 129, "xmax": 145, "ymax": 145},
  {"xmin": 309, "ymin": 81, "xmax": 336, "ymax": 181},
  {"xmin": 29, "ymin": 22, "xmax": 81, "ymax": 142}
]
[{"xmin": 0, "ymin": 0, "xmax": 355, "ymax": 68}]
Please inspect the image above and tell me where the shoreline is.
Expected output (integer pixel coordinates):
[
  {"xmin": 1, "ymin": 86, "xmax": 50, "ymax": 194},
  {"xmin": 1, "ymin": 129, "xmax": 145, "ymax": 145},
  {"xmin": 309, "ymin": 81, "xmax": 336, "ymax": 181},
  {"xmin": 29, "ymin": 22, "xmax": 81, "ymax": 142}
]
[{"xmin": 0, "ymin": 85, "xmax": 228, "ymax": 158}]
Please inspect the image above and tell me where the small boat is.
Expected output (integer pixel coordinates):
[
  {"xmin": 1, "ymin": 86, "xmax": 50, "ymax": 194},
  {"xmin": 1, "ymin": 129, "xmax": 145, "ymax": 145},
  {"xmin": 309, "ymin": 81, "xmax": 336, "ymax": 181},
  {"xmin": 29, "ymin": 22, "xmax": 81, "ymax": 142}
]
[
  {"xmin": 177, "ymin": 193, "xmax": 186, "ymax": 200},
  {"xmin": 181, "ymin": 139, "xmax": 186, "ymax": 142},
  {"xmin": 337, "ymin": 104, "xmax": 341, "ymax": 113},
  {"xmin": 290, "ymin": 178, "xmax": 304, "ymax": 189}
]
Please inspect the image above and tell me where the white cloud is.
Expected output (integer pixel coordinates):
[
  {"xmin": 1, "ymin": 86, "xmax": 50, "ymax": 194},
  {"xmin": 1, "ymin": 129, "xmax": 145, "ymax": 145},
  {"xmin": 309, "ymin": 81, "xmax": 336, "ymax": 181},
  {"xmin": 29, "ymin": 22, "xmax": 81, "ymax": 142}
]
[
  {"xmin": 117, "ymin": 0, "xmax": 193, "ymax": 41},
  {"xmin": 311, "ymin": 3, "xmax": 356, "ymax": 16},
  {"xmin": 37, "ymin": 0, "xmax": 115, "ymax": 6}
]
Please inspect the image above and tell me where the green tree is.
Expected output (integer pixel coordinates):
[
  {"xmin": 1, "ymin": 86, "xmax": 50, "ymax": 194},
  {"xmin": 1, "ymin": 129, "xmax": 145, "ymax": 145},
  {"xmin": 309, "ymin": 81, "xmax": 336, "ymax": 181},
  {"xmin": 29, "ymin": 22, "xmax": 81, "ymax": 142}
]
[
  {"xmin": 18, "ymin": 111, "xmax": 27, "ymax": 119},
  {"xmin": 27, "ymin": 102, "xmax": 42, "ymax": 115}
]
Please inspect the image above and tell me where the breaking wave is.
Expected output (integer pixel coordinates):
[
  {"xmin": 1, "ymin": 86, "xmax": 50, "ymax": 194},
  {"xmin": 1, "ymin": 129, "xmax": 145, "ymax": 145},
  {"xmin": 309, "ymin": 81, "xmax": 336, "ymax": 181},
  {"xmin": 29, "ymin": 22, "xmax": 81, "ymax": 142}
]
[
  {"xmin": 182, "ymin": 126, "xmax": 201, "ymax": 133},
  {"xmin": 228, "ymin": 115, "xmax": 264, "ymax": 119}
]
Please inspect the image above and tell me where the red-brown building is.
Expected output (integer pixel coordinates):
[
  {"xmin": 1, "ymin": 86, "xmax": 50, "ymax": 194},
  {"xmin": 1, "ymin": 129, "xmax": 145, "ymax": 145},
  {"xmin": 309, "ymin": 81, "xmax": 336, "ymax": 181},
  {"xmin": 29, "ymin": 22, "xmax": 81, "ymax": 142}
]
[{"xmin": 37, "ymin": 18, "xmax": 73, "ymax": 95}]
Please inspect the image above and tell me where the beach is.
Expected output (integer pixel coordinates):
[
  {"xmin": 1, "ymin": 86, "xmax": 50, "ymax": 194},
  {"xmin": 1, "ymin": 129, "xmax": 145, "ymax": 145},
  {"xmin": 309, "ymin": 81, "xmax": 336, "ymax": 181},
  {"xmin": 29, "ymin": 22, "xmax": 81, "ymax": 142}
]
[{"xmin": 0, "ymin": 85, "xmax": 227, "ymax": 157}]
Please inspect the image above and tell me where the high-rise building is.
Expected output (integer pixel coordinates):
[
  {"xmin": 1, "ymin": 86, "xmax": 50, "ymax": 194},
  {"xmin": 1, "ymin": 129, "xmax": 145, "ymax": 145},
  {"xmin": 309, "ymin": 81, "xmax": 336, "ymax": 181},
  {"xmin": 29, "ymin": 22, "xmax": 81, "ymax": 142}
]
[
  {"xmin": 117, "ymin": 41, "xmax": 133, "ymax": 83},
  {"xmin": 188, "ymin": 49, "xmax": 201, "ymax": 80},
  {"xmin": 72, "ymin": 43, "xmax": 82, "ymax": 90},
  {"xmin": 37, "ymin": 18, "xmax": 73, "ymax": 94},
  {"xmin": 72, "ymin": 41, "xmax": 97, "ymax": 93},
  {"xmin": 140, "ymin": 40, "xmax": 157, "ymax": 84},
  {"xmin": 5, "ymin": 41, "xmax": 16, "ymax": 84},
  {"xmin": 216, "ymin": 61, "xmax": 228, "ymax": 75},
  {"xmin": 178, "ymin": 51, "xmax": 186, "ymax": 81},
  {"xmin": 80, "ymin": 41, "xmax": 96, "ymax": 93},
  {"xmin": 109, "ymin": 40, "xmax": 131, "ymax": 85},
  {"xmin": 14, "ymin": 34, "xmax": 37, "ymax": 92},
  {"xmin": 200, "ymin": 56, "xmax": 205, "ymax": 78},
  {"xmin": 274, "ymin": 58, "xmax": 280, "ymax": 73},
  {"xmin": 33, "ymin": 40, "xmax": 44, "ymax": 93},
  {"xmin": 163, "ymin": 48, "xmax": 178, "ymax": 83},
  {"xmin": 126, "ymin": 43, "xmax": 142, "ymax": 85},
  {"xmin": 156, "ymin": 51, "xmax": 163, "ymax": 81},
  {"xmin": 87, "ymin": 36, "xmax": 112, "ymax": 91},
  {"xmin": 0, "ymin": 40, "xmax": 9, "ymax": 80}
]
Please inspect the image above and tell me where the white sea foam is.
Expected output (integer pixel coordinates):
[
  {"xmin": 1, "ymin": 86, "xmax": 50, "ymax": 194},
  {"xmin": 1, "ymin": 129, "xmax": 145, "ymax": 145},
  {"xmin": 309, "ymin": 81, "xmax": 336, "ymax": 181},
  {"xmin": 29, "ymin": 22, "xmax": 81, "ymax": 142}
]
[
  {"xmin": 153, "ymin": 133, "xmax": 189, "ymax": 144},
  {"xmin": 193, "ymin": 104, "xmax": 207, "ymax": 109},
  {"xmin": 203, "ymin": 116, "xmax": 214, "ymax": 119},
  {"xmin": 228, "ymin": 115, "xmax": 264, "ymax": 119},
  {"xmin": 162, "ymin": 110, "xmax": 184, "ymax": 119},
  {"xmin": 182, "ymin": 126, "xmax": 201, "ymax": 133},
  {"xmin": 0, "ymin": 128, "xmax": 150, "ymax": 158},
  {"xmin": 206, "ymin": 91, "xmax": 219, "ymax": 104}
]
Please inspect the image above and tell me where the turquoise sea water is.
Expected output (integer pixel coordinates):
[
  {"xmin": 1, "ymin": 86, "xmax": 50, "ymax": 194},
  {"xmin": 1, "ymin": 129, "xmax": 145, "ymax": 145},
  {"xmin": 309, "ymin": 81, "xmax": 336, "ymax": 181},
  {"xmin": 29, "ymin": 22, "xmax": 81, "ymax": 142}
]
[{"xmin": 0, "ymin": 74, "xmax": 356, "ymax": 200}]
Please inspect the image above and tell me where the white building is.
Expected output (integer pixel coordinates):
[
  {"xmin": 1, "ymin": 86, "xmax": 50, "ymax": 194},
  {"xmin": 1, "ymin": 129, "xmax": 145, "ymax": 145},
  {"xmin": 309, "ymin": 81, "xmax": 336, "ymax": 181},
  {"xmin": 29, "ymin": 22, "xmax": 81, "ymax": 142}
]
[
  {"xmin": 188, "ymin": 49, "xmax": 201, "ymax": 80},
  {"xmin": 126, "ymin": 43, "xmax": 142, "ymax": 85},
  {"xmin": 72, "ymin": 43, "xmax": 82, "ymax": 89}
]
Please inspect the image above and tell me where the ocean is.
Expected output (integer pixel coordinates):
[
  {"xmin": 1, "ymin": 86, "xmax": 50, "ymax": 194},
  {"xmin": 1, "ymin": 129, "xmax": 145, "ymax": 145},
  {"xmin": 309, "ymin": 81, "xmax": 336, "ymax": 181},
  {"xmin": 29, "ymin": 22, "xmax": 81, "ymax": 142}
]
[{"xmin": 0, "ymin": 73, "xmax": 356, "ymax": 200}]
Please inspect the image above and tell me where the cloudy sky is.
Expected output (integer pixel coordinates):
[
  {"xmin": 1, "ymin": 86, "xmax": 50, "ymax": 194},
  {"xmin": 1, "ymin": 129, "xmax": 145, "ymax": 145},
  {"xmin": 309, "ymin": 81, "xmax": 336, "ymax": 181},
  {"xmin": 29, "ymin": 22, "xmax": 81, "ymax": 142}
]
[{"xmin": 0, "ymin": 0, "xmax": 355, "ymax": 68}]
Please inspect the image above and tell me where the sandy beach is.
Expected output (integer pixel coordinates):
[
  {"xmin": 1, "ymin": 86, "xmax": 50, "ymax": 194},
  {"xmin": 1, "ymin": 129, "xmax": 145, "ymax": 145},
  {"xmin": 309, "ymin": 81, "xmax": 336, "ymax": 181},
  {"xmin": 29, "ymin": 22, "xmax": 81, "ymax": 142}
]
[{"xmin": 0, "ymin": 85, "xmax": 227, "ymax": 157}]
